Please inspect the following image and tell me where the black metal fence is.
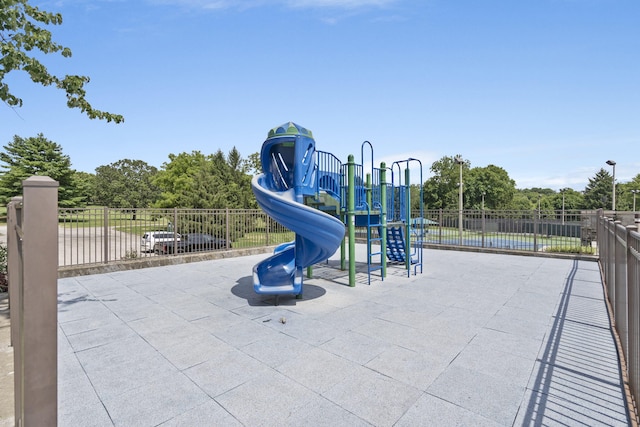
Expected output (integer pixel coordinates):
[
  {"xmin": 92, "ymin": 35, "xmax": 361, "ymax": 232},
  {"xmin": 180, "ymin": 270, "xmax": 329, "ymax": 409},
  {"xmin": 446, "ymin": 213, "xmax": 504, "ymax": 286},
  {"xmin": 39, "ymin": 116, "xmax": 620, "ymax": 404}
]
[
  {"xmin": 57, "ymin": 208, "xmax": 294, "ymax": 267},
  {"xmin": 356, "ymin": 209, "xmax": 598, "ymax": 255},
  {"xmin": 55, "ymin": 207, "xmax": 606, "ymax": 269}
]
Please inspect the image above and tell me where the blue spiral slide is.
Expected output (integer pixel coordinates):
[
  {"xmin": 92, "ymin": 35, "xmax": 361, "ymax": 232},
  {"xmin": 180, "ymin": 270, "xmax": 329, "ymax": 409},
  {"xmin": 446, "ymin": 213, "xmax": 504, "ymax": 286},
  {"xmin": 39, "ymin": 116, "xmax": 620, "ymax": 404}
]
[{"xmin": 251, "ymin": 122, "xmax": 344, "ymax": 297}]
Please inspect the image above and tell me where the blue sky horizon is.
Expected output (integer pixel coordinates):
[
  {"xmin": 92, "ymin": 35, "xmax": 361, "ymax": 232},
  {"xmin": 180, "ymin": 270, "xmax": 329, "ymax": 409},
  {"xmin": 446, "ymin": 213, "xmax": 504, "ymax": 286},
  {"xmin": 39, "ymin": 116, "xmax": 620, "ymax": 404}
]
[{"xmin": 2, "ymin": 0, "xmax": 638, "ymax": 191}]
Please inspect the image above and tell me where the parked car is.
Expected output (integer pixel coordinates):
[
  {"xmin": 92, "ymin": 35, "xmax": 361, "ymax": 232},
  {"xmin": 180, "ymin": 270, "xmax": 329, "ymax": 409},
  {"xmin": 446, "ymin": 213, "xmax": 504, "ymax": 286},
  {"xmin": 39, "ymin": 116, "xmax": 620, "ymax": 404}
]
[
  {"xmin": 140, "ymin": 231, "xmax": 180, "ymax": 253},
  {"xmin": 154, "ymin": 233, "xmax": 230, "ymax": 255}
]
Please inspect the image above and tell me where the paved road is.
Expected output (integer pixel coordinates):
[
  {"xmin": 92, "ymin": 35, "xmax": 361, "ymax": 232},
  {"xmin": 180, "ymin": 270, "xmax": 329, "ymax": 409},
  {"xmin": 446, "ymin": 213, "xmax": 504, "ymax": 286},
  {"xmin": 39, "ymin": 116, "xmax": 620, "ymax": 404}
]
[{"xmin": 0, "ymin": 224, "xmax": 146, "ymax": 266}]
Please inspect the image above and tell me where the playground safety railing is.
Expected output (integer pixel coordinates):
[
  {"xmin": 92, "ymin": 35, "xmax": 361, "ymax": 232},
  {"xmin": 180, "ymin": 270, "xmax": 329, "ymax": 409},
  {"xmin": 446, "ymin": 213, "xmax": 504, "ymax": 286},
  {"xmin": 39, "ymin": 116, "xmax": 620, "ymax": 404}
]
[
  {"xmin": 56, "ymin": 208, "xmax": 294, "ymax": 268},
  {"xmin": 48, "ymin": 207, "xmax": 616, "ymax": 270},
  {"xmin": 355, "ymin": 209, "xmax": 600, "ymax": 255},
  {"xmin": 597, "ymin": 211, "xmax": 640, "ymax": 420}
]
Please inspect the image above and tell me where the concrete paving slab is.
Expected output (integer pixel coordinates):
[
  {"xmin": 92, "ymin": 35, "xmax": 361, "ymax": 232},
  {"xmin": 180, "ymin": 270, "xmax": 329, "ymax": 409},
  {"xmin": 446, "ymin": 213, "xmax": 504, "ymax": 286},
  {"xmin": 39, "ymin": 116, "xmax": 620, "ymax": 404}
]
[
  {"xmin": 158, "ymin": 400, "xmax": 244, "ymax": 427},
  {"xmin": 395, "ymin": 393, "xmax": 503, "ymax": 427},
  {"xmin": 214, "ymin": 371, "xmax": 318, "ymax": 427},
  {"xmin": 43, "ymin": 248, "xmax": 634, "ymax": 426},
  {"xmin": 427, "ymin": 366, "xmax": 527, "ymax": 425},
  {"xmin": 322, "ymin": 365, "xmax": 423, "ymax": 426}
]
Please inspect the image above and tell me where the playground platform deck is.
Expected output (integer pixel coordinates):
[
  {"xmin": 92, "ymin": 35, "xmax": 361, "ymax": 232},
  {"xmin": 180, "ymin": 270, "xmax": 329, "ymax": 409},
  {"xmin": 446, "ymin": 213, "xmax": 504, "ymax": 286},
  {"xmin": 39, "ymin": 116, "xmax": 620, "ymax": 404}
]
[{"xmin": 48, "ymin": 246, "xmax": 632, "ymax": 425}]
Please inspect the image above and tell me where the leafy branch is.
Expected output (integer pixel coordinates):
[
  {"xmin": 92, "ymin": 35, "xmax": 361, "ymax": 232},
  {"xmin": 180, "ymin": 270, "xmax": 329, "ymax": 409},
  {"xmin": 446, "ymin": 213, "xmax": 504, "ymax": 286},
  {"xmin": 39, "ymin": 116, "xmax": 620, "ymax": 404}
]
[{"xmin": 0, "ymin": 0, "xmax": 124, "ymax": 123}]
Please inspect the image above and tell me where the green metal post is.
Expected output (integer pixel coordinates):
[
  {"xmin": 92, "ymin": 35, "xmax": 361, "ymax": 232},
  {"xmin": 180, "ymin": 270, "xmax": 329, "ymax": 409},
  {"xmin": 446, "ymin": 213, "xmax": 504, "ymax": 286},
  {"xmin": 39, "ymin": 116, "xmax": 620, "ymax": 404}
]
[
  {"xmin": 380, "ymin": 163, "xmax": 387, "ymax": 279},
  {"xmin": 347, "ymin": 155, "xmax": 356, "ymax": 287},
  {"xmin": 340, "ymin": 210, "xmax": 346, "ymax": 271},
  {"xmin": 306, "ymin": 266, "xmax": 313, "ymax": 278},
  {"xmin": 405, "ymin": 167, "xmax": 411, "ymax": 276}
]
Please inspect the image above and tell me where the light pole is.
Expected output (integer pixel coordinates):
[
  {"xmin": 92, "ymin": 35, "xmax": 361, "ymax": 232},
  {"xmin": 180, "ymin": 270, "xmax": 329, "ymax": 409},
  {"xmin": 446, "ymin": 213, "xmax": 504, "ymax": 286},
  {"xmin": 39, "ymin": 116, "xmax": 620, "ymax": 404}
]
[
  {"xmin": 606, "ymin": 160, "xmax": 616, "ymax": 211},
  {"xmin": 455, "ymin": 155, "xmax": 464, "ymax": 245},
  {"xmin": 632, "ymin": 189, "xmax": 639, "ymax": 212},
  {"xmin": 538, "ymin": 194, "xmax": 541, "ymax": 213}
]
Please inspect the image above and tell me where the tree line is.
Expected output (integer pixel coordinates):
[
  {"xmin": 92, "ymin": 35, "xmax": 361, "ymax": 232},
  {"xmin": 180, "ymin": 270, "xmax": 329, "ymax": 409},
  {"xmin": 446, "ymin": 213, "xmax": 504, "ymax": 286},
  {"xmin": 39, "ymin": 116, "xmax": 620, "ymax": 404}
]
[
  {"xmin": 1, "ymin": 134, "xmax": 639, "ymax": 212},
  {"xmin": 420, "ymin": 155, "xmax": 640, "ymax": 212},
  {"xmin": 0, "ymin": 134, "xmax": 257, "ymax": 210}
]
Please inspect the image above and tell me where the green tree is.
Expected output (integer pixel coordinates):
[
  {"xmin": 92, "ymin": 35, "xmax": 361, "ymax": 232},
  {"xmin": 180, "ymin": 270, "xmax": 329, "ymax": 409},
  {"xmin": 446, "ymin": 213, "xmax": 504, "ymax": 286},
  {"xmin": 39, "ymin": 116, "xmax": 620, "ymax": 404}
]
[
  {"xmin": 0, "ymin": 133, "xmax": 83, "ymax": 207},
  {"xmin": 154, "ymin": 148, "xmax": 257, "ymax": 209},
  {"xmin": 509, "ymin": 192, "xmax": 534, "ymax": 210},
  {"xmin": 465, "ymin": 165, "xmax": 516, "ymax": 209},
  {"xmin": 154, "ymin": 151, "xmax": 209, "ymax": 208},
  {"xmin": 550, "ymin": 188, "xmax": 584, "ymax": 211},
  {"xmin": 94, "ymin": 159, "xmax": 159, "ymax": 210},
  {"xmin": 246, "ymin": 152, "xmax": 262, "ymax": 175},
  {"xmin": 616, "ymin": 174, "xmax": 640, "ymax": 211},
  {"xmin": 516, "ymin": 188, "xmax": 556, "ymax": 210},
  {"xmin": 423, "ymin": 155, "xmax": 468, "ymax": 210},
  {"xmin": 583, "ymin": 168, "xmax": 613, "ymax": 210},
  {"xmin": 1, "ymin": 0, "xmax": 123, "ymax": 122},
  {"xmin": 73, "ymin": 171, "xmax": 96, "ymax": 205}
]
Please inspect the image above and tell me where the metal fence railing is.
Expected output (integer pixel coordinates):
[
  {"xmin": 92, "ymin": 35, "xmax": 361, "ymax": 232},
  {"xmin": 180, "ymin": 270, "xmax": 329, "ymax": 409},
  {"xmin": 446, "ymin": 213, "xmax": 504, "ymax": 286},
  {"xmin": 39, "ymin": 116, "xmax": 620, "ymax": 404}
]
[
  {"xmin": 356, "ymin": 209, "xmax": 599, "ymax": 255},
  {"xmin": 597, "ymin": 211, "xmax": 640, "ymax": 419},
  {"xmin": 57, "ymin": 208, "xmax": 294, "ymax": 268},
  {"xmin": 53, "ymin": 207, "xmax": 613, "ymax": 269}
]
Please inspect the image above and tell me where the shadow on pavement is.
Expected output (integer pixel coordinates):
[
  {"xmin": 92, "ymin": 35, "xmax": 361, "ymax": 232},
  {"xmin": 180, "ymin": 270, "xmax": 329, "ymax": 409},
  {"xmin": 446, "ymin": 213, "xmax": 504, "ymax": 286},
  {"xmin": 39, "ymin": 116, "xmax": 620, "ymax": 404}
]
[{"xmin": 231, "ymin": 275, "xmax": 326, "ymax": 306}]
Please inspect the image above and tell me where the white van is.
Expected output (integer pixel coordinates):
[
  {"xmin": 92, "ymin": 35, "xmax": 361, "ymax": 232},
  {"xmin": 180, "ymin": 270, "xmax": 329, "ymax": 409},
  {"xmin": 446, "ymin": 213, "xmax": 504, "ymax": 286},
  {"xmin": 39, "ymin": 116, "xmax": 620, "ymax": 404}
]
[{"xmin": 140, "ymin": 231, "xmax": 180, "ymax": 253}]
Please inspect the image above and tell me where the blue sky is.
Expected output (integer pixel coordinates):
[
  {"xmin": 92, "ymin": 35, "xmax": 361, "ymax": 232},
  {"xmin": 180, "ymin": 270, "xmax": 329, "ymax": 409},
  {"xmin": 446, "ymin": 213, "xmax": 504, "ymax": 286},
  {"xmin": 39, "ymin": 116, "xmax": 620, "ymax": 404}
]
[{"xmin": 2, "ymin": 0, "xmax": 639, "ymax": 191}]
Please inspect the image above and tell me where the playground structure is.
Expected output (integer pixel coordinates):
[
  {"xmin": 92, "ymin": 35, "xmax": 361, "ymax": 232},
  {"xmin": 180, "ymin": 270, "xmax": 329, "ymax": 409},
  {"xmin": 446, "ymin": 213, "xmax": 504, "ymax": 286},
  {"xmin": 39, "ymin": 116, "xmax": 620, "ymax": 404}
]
[{"xmin": 251, "ymin": 122, "xmax": 424, "ymax": 301}]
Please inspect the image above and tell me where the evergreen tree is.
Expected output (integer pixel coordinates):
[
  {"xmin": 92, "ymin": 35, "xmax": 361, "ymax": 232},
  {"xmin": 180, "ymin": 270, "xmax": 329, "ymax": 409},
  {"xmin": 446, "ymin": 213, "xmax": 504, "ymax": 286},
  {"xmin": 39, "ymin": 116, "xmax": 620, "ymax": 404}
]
[
  {"xmin": 0, "ymin": 134, "xmax": 82, "ymax": 207},
  {"xmin": 583, "ymin": 168, "xmax": 613, "ymax": 209},
  {"xmin": 73, "ymin": 171, "xmax": 97, "ymax": 205},
  {"xmin": 154, "ymin": 148, "xmax": 256, "ymax": 209}
]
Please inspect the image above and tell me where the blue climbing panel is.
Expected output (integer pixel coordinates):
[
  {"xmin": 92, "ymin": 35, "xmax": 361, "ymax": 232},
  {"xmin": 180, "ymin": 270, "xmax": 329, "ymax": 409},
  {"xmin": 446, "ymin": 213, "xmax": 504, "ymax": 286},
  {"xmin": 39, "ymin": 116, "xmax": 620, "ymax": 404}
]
[{"xmin": 386, "ymin": 226, "xmax": 406, "ymax": 263}]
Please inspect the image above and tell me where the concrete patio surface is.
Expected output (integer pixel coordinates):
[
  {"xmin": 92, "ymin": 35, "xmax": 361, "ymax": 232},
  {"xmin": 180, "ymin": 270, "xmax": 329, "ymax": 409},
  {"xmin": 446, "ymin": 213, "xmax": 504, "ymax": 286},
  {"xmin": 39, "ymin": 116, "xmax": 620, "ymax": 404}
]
[{"xmin": 4, "ymin": 246, "xmax": 635, "ymax": 426}]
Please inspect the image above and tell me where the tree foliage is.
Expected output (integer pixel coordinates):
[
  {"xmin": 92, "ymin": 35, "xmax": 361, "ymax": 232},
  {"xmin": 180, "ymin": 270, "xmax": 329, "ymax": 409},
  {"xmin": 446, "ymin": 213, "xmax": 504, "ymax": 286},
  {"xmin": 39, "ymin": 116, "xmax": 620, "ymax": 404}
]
[
  {"xmin": 0, "ymin": 133, "xmax": 83, "ymax": 207},
  {"xmin": 423, "ymin": 156, "xmax": 517, "ymax": 210},
  {"xmin": 616, "ymin": 174, "xmax": 640, "ymax": 211},
  {"xmin": 465, "ymin": 165, "xmax": 516, "ymax": 209},
  {"xmin": 94, "ymin": 159, "xmax": 159, "ymax": 208},
  {"xmin": 154, "ymin": 148, "xmax": 257, "ymax": 209},
  {"xmin": 423, "ymin": 155, "xmax": 468, "ymax": 209},
  {"xmin": 72, "ymin": 170, "xmax": 96, "ymax": 205},
  {"xmin": 1, "ymin": 0, "xmax": 123, "ymax": 122},
  {"xmin": 583, "ymin": 168, "xmax": 613, "ymax": 209}
]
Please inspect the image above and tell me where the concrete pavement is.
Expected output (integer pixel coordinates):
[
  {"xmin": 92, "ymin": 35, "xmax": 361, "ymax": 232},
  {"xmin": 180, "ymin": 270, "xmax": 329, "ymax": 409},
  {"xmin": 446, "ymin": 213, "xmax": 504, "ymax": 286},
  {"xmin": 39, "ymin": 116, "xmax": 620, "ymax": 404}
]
[
  {"xmin": 0, "ymin": 245, "xmax": 633, "ymax": 426},
  {"xmin": 52, "ymin": 247, "xmax": 632, "ymax": 426}
]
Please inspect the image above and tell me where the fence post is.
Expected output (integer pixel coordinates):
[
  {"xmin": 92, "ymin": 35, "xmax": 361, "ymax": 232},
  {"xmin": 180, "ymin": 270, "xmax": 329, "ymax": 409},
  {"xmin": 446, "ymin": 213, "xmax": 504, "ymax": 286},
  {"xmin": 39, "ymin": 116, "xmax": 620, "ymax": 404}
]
[
  {"xmin": 626, "ymin": 224, "xmax": 639, "ymax": 412},
  {"xmin": 7, "ymin": 196, "xmax": 22, "ymax": 347},
  {"xmin": 103, "ymin": 207, "xmax": 109, "ymax": 264},
  {"xmin": 624, "ymin": 224, "xmax": 637, "ymax": 371},
  {"xmin": 438, "ymin": 209, "xmax": 443, "ymax": 244},
  {"xmin": 613, "ymin": 221, "xmax": 627, "ymax": 362},
  {"xmin": 7, "ymin": 196, "xmax": 22, "ymax": 424},
  {"xmin": 173, "ymin": 208, "xmax": 178, "ymax": 254},
  {"xmin": 534, "ymin": 210, "xmax": 539, "ymax": 251},
  {"xmin": 226, "ymin": 208, "xmax": 230, "ymax": 250},
  {"xmin": 265, "ymin": 213, "xmax": 270, "ymax": 246},
  {"xmin": 17, "ymin": 176, "xmax": 59, "ymax": 426}
]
